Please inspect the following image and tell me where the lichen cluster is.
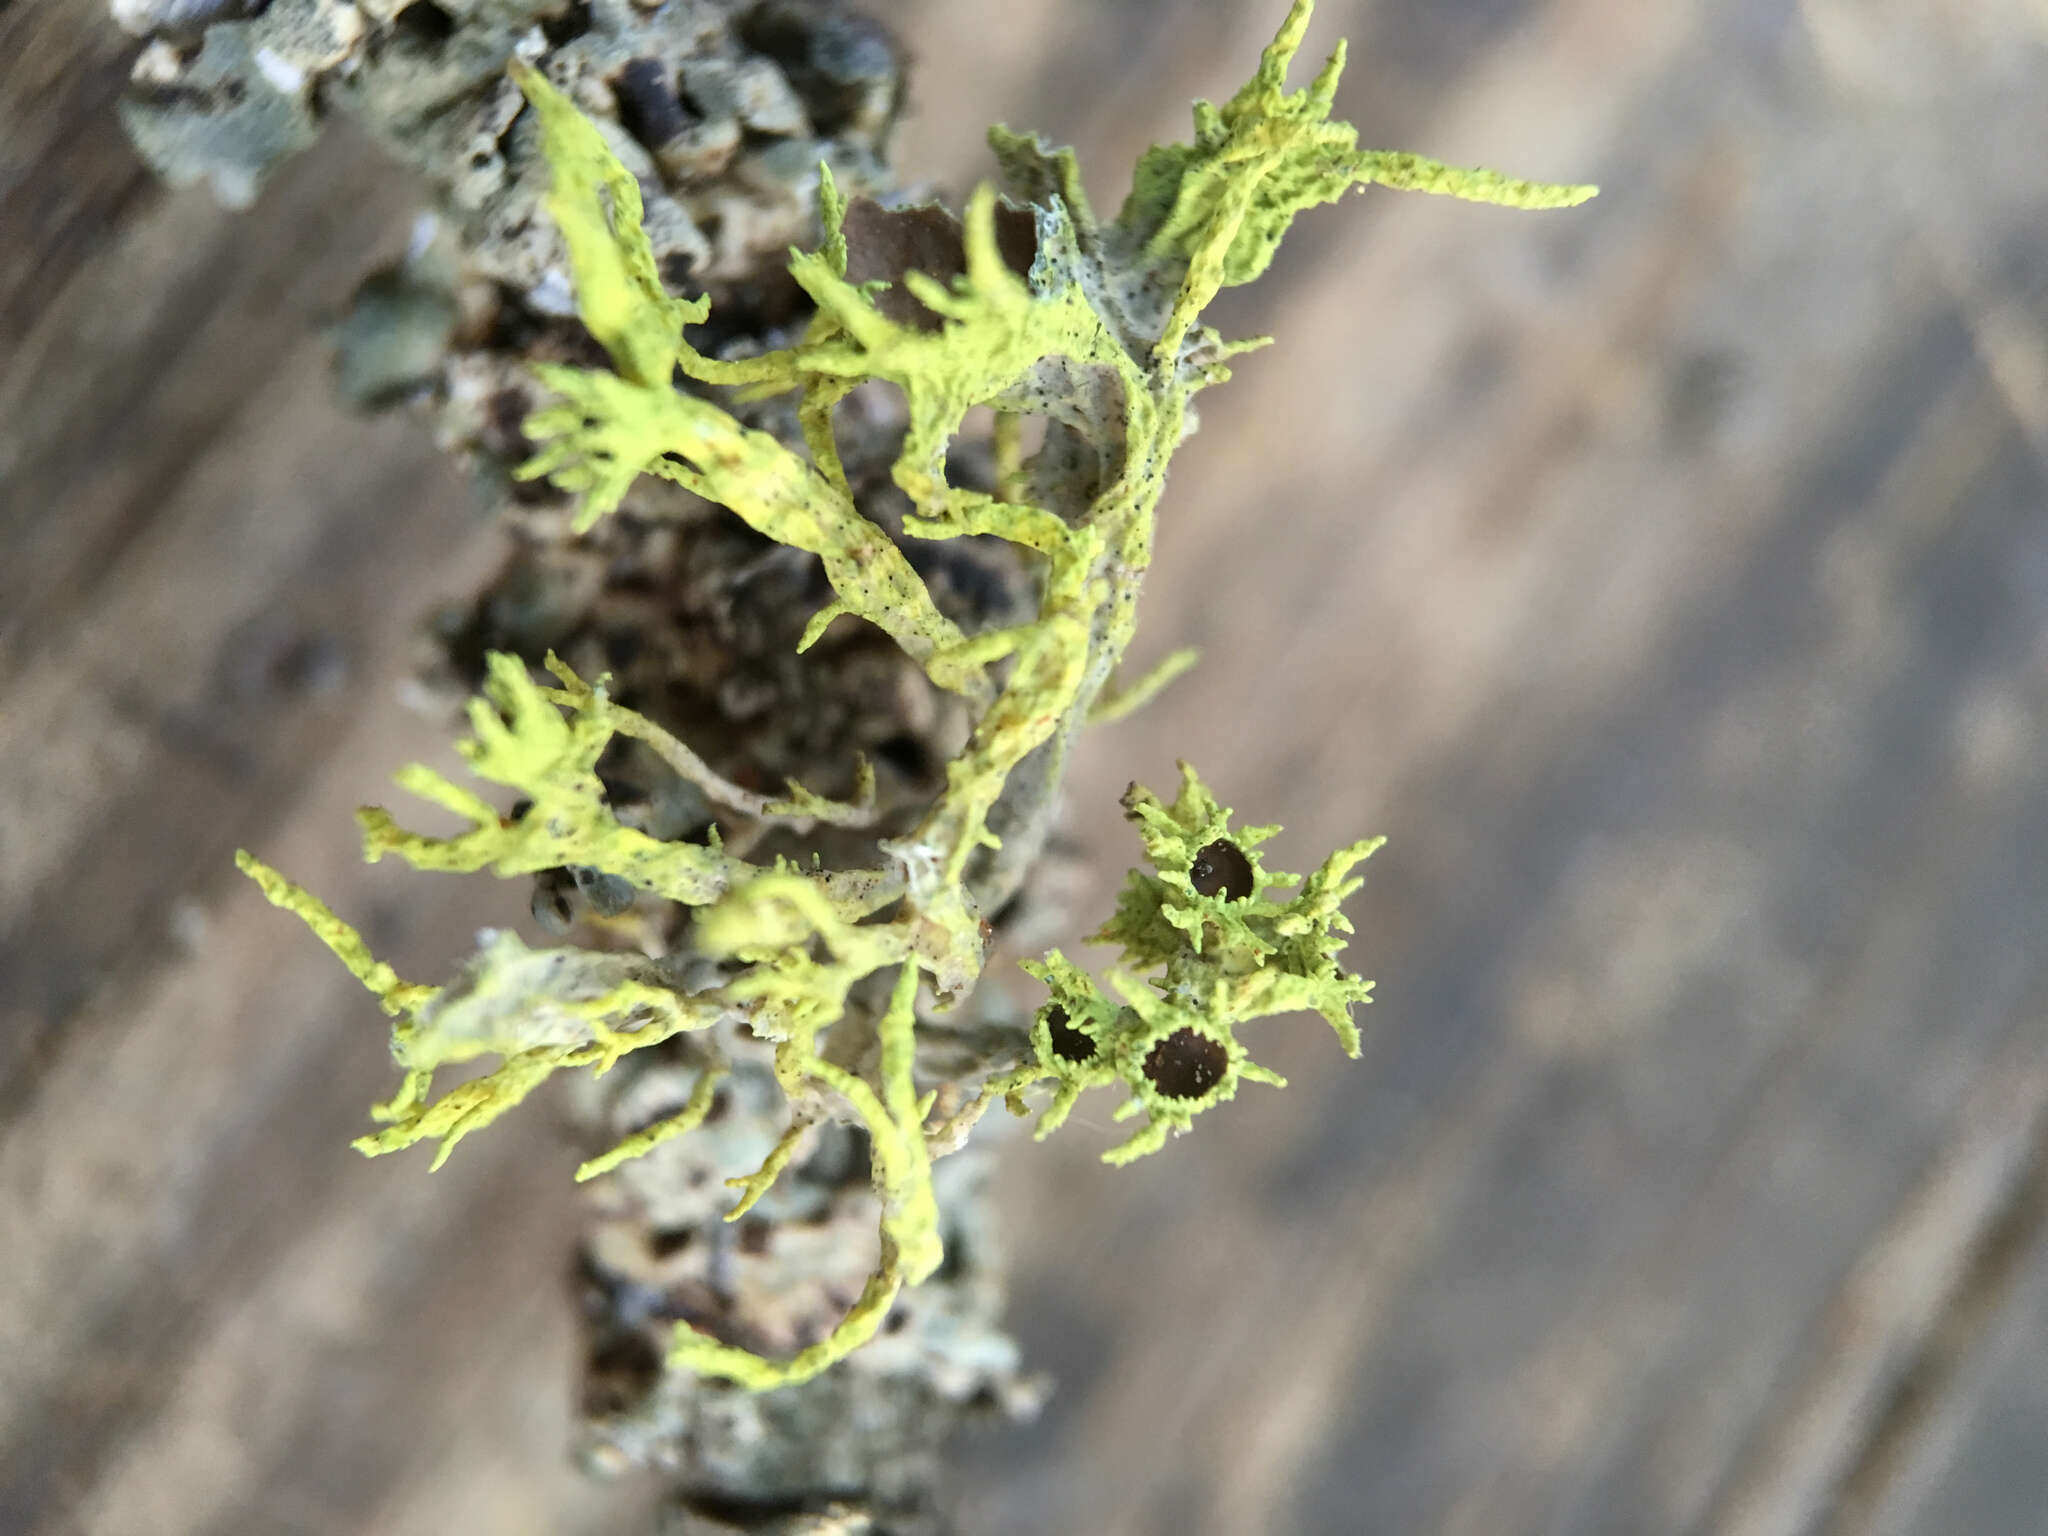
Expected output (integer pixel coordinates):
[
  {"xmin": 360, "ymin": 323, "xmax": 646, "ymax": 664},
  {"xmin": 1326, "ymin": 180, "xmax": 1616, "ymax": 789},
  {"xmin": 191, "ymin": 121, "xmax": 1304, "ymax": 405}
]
[
  {"xmin": 241, "ymin": 0, "xmax": 1591, "ymax": 1391},
  {"xmin": 977, "ymin": 766, "xmax": 1385, "ymax": 1164}
]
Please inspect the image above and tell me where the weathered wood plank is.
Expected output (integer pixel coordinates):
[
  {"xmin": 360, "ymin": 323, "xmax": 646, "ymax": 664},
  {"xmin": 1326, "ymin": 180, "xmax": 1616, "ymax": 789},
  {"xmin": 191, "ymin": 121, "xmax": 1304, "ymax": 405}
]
[
  {"xmin": 0, "ymin": 164, "xmax": 474, "ymax": 1109},
  {"xmin": 9, "ymin": 0, "xmax": 2048, "ymax": 1533},
  {"xmin": 1706, "ymin": 1008, "xmax": 2048, "ymax": 1536},
  {"xmin": 0, "ymin": 353, "xmax": 505, "ymax": 1532},
  {"xmin": 0, "ymin": 0, "xmax": 154, "ymax": 352},
  {"xmin": 1823, "ymin": 1135, "xmax": 2048, "ymax": 1536},
  {"xmin": 958, "ymin": 8, "xmax": 2048, "ymax": 1535}
]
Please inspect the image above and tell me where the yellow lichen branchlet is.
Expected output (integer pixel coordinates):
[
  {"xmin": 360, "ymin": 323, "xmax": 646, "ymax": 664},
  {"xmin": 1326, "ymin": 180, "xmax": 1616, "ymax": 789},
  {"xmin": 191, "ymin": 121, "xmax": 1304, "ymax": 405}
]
[
  {"xmin": 238, "ymin": 0, "xmax": 1590, "ymax": 1389},
  {"xmin": 975, "ymin": 763, "xmax": 1385, "ymax": 1164}
]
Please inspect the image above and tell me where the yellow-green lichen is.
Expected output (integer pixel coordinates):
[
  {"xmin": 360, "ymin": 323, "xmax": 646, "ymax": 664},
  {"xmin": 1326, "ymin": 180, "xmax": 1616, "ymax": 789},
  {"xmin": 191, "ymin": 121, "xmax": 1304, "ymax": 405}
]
[
  {"xmin": 240, "ymin": 0, "xmax": 1586, "ymax": 1389},
  {"xmin": 969, "ymin": 763, "xmax": 1384, "ymax": 1164},
  {"xmin": 1118, "ymin": 0, "xmax": 1595, "ymax": 319}
]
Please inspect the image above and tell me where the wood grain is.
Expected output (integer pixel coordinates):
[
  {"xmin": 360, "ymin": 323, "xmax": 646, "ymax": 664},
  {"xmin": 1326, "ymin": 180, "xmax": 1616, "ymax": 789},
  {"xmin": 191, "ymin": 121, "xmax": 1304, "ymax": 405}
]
[{"xmin": 7, "ymin": 1, "xmax": 2048, "ymax": 1533}]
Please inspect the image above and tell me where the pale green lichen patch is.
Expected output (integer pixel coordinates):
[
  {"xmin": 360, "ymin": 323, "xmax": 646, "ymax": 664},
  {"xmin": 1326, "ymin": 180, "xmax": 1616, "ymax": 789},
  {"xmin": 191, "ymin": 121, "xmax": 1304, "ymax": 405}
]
[
  {"xmin": 244, "ymin": 0, "xmax": 1583, "ymax": 1388},
  {"xmin": 1015, "ymin": 951, "xmax": 1124, "ymax": 1138},
  {"xmin": 510, "ymin": 61, "xmax": 984, "ymax": 700},
  {"xmin": 1101, "ymin": 981, "xmax": 1288, "ymax": 1167},
  {"xmin": 975, "ymin": 764, "xmax": 1381, "ymax": 1164},
  {"xmin": 354, "ymin": 651, "xmax": 894, "ymax": 915},
  {"xmin": 1099, "ymin": 765, "xmax": 1290, "ymax": 964},
  {"xmin": 1116, "ymin": 0, "xmax": 1595, "ymax": 363}
]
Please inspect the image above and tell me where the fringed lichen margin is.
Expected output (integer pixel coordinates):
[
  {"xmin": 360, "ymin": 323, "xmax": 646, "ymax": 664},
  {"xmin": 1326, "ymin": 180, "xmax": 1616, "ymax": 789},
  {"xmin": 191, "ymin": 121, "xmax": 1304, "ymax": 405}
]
[{"xmin": 239, "ymin": 0, "xmax": 1591, "ymax": 1390}]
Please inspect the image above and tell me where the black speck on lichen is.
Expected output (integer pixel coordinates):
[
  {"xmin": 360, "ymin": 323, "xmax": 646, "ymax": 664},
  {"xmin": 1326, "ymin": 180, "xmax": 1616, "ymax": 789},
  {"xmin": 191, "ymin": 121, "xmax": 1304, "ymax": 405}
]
[
  {"xmin": 1044, "ymin": 1003, "xmax": 1095, "ymax": 1064},
  {"xmin": 1143, "ymin": 1027, "xmax": 1228, "ymax": 1100},
  {"xmin": 1189, "ymin": 838, "xmax": 1253, "ymax": 901}
]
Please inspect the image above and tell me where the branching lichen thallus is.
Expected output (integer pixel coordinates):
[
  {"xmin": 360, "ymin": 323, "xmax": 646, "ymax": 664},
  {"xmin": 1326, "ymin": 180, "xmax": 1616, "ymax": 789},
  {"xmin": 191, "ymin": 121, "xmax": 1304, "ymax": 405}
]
[{"xmin": 238, "ymin": 0, "xmax": 1593, "ymax": 1390}]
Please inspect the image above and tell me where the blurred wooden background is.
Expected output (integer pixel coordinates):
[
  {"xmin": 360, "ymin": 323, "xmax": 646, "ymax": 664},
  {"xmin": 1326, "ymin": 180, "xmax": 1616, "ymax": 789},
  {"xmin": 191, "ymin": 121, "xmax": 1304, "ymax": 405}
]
[{"xmin": 8, "ymin": 1, "xmax": 2048, "ymax": 1532}]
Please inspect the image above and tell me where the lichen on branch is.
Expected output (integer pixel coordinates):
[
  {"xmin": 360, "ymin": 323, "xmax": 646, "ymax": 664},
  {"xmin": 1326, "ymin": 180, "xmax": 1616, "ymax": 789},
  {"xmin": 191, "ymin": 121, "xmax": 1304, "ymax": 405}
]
[{"xmin": 240, "ymin": 0, "xmax": 1588, "ymax": 1390}]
